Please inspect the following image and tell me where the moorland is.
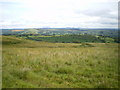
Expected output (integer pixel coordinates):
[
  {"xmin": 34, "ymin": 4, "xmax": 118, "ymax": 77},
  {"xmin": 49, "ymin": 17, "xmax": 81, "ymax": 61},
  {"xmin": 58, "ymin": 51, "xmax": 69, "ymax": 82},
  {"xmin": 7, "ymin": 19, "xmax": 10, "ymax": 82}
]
[{"xmin": 2, "ymin": 28, "xmax": 119, "ymax": 88}]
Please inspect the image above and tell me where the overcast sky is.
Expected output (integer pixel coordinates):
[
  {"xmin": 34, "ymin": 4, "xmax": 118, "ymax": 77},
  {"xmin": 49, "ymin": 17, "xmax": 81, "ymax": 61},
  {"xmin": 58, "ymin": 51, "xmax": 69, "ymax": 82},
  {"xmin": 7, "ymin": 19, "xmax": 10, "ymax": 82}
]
[{"xmin": 0, "ymin": 0, "xmax": 119, "ymax": 29}]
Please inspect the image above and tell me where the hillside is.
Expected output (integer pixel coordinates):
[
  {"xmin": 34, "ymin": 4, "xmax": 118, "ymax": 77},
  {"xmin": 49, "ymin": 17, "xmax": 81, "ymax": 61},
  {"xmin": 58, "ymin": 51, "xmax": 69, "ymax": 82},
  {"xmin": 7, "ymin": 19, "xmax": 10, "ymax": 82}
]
[
  {"xmin": 2, "ymin": 28, "xmax": 119, "ymax": 43},
  {"xmin": 2, "ymin": 36, "xmax": 119, "ymax": 88},
  {"xmin": 2, "ymin": 36, "xmax": 94, "ymax": 48}
]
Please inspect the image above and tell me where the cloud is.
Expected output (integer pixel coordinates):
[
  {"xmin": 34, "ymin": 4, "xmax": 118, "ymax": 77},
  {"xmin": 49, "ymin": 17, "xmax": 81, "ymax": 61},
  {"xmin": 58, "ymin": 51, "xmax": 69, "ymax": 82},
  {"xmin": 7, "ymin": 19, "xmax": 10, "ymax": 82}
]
[{"xmin": 0, "ymin": 0, "xmax": 118, "ymax": 29}]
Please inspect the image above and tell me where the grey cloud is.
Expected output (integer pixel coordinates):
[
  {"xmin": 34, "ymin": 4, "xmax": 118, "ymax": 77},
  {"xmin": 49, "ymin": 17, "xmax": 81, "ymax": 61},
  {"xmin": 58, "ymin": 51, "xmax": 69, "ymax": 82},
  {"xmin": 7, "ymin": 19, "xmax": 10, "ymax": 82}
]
[
  {"xmin": 75, "ymin": 2, "xmax": 117, "ymax": 20},
  {"xmin": 101, "ymin": 22, "xmax": 118, "ymax": 25},
  {"xmin": 76, "ymin": 9, "xmax": 117, "ymax": 19}
]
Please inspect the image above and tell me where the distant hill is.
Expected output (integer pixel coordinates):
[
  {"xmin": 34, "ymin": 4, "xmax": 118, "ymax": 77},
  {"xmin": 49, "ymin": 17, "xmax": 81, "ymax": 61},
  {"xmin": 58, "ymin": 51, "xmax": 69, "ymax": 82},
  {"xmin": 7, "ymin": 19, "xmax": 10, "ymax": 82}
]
[{"xmin": 2, "ymin": 28, "xmax": 118, "ymax": 38}]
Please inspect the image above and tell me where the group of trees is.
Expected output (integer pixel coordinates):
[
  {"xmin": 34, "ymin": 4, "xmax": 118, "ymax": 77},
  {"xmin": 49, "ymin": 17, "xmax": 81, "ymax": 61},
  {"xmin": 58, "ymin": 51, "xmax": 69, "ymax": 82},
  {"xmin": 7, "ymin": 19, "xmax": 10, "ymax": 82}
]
[{"xmin": 25, "ymin": 34, "xmax": 114, "ymax": 43}]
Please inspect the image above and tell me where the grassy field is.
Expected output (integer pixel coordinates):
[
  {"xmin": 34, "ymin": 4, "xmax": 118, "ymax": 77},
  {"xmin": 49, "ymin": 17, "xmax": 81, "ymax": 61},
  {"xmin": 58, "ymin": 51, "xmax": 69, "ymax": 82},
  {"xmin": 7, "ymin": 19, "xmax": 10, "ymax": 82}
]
[{"xmin": 2, "ymin": 36, "xmax": 119, "ymax": 88}]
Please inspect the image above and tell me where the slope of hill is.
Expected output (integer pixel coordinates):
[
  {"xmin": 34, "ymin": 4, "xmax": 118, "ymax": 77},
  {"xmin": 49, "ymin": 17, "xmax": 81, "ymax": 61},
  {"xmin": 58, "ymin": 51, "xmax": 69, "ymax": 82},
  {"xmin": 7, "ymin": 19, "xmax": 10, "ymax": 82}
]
[{"xmin": 2, "ymin": 36, "xmax": 119, "ymax": 88}]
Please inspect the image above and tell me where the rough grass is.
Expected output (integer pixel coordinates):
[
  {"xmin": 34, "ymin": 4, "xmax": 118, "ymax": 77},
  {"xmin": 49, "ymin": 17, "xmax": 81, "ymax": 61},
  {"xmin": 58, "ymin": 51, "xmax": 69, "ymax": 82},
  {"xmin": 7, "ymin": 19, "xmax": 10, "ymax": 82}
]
[{"xmin": 2, "ymin": 36, "xmax": 119, "ymax": 88}]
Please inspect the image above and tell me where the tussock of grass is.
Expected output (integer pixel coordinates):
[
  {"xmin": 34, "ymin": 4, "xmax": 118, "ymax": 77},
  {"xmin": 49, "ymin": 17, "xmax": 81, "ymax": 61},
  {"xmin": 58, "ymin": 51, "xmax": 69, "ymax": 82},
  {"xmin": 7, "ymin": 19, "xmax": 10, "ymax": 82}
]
[
  {"xmin": 73, "ymin": 43, "xmax": 95, "ymax": 48},
  {"xmin": 2, "ymin": 36, "xmax": 119, "ymax": 88}
]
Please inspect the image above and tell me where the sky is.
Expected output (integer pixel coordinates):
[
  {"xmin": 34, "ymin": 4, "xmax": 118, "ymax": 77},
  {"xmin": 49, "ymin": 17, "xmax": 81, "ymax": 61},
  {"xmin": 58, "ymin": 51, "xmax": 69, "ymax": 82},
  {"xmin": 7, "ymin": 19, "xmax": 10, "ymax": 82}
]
[{"xmin": 0, "ymin": 0, "xmax": 119, "ymax": 29}]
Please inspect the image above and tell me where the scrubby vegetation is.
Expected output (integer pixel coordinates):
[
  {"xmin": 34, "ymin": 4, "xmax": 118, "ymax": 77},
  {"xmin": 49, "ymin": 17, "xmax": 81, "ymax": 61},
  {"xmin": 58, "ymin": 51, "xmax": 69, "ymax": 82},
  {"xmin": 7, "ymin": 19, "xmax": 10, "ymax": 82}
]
[
  {"xmin": 2, "ymin": 36, "xmax": 119, "ymax": 88},
  {"xmin": 26, "ymin": 34, "xmax": 103, "ymax": 43},
  {"xmin": 16, "ymin": 34, "xmax": 116, "ymax": 43}
]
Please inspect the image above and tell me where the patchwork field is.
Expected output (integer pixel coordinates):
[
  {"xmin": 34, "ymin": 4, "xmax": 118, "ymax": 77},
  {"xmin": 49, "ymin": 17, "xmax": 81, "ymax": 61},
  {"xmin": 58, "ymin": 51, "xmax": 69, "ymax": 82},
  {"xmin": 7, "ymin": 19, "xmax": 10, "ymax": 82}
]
[{"xmin": 2, "ymin": 36, "xmax": 119, "ymax": 88}]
